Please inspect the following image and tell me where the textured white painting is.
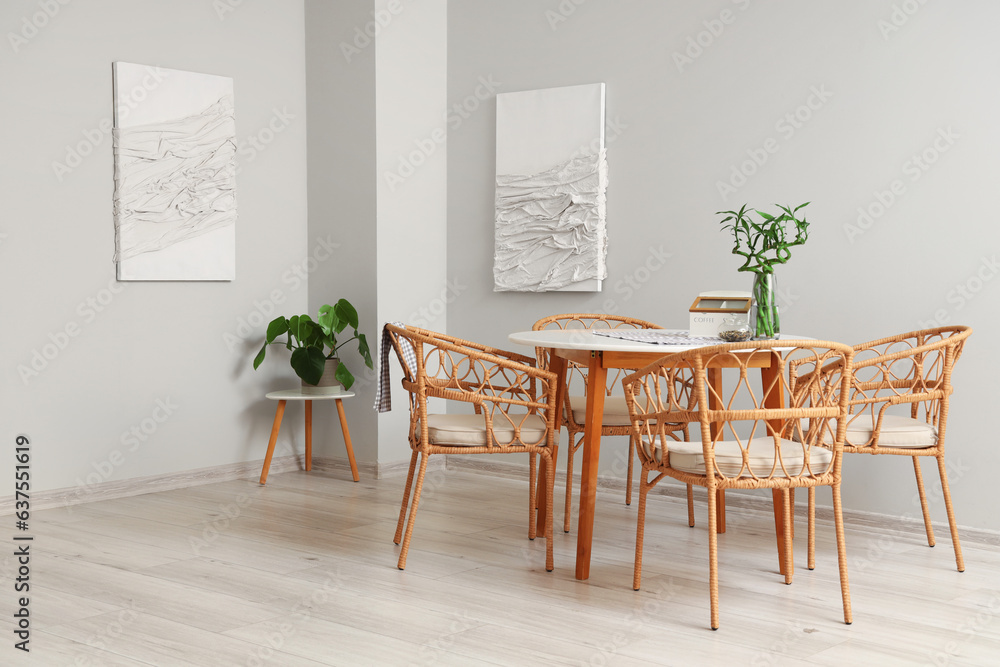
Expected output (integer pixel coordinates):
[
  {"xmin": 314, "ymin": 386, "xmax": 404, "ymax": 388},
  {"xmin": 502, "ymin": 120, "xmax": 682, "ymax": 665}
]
[
  {"xmin": 494, "ymin": 83, "xmax": 607, "ymax": 292},
  {"xmin": 113, "ymin": 62, "xmax": 236, "ymax": 281}
]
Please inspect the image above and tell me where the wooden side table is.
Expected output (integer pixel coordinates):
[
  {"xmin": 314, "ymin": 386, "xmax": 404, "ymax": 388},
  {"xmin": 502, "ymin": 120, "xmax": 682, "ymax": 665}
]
[{"xmin": 259, "ymin": 388, "xmax": 359, "ymax": 485}]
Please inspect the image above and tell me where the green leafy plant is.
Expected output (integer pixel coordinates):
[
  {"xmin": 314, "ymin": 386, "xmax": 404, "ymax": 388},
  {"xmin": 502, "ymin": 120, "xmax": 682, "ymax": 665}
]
[
  {"xmin": 717, "ymin": 202, "xmax": 810, "ymax": 275},
  {"xmin": 252, "ymin": 299, "xmax": 373, "ymax": 390},
  {"xmin": 717, "ymin": 203, "xmax": 810, "ymax": 339}
]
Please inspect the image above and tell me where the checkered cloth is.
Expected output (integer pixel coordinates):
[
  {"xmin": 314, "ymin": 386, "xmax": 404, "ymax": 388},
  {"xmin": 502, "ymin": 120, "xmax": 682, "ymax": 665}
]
[{"xmin": 374, "ymin": 322, "xmax": 415, "ymax": 413}]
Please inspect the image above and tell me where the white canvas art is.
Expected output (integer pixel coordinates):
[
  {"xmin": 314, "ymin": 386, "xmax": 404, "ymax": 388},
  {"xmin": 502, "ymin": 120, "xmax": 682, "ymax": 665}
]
[
  {"xmin": 113, "ymin": 62, "xmax": 236, "ymax": 281},
  {"xmin": 493, "ymin": 83, "xmax": 607, "ymax": 292}
]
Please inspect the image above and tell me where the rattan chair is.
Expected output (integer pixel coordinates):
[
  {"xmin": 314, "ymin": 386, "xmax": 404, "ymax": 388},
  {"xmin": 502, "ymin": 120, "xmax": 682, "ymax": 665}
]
[
  {"xmin": 532, "ymin": 314, "xmax": 691, "ymax": 533},
  {"xmin": 384, "ymin": 324, "xmax": 558, "ymax": 571},
  {"xmin": 624, "ymin": 340, "xmax": 855, "ymax": 629},
  {"xmin": 792, "ymin": 325, "xmax": 972, "ymax": 572}
]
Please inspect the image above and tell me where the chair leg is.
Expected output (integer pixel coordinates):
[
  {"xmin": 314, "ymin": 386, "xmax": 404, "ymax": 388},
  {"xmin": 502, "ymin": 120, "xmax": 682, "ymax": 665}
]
[
  {"xmin": 937, "ymin": 455, "xmax": 965, "ymax": 572},
  {"xmin": 394, "ymin": 451, "xmax": 419, "ymax": 545},
  {"xmin": 633, "ymin": 468, "xmax": 651, "ymax": 591},
  {"xmin": 564, "ymin": 434, "xmax": 580, "ymax": 533},
  {"xmin": 397, "ymin": 453, "xmax": 430, "ymax": 570},
  {"xmin": 912, "ymin": 456, "xmax": 936, "ymax": 547},
  {"xmin": 782, "ymin": 488, "xmax": 794, "ymax": 585},
  {"xmin": 687, "ymin": 484, "xmax": 695, "ymax": 527},
  {"xmin": 545, "ymin": 452, "xmax": 555, "ymax": 572},
  {"xmin": 626, "ymin": 434, "xmax": 635, "ymax": 506},
  {"xmin": 807, "ymin": 487, "xmax": 816, "ymax": 571},
  {"xmin": 707, "ymin": 485, "xmax": 720, "ymax": 630},
  {"xmin": 832, "ymin": 483, "xmax": 853, "ymax": 625},
  {"xmin": 528, "ymin": 453, "xmax": 538, "ymax": 540}
]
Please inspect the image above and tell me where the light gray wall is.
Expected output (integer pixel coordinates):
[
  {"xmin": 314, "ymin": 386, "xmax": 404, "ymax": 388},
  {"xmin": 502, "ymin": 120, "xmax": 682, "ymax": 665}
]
[
  {"xmin": 374, "ymin": 0, "xmax": 449, "ymax": 464},
  {"xmin": 447, "ymin": 0, "xmax": 1000, "ymax": 531},
  {"xmin": 2, "ymin": 0, "xmax": 309, "ymax": 493},
  {"xmin": 305, "ymin": 0, "xmax": 380, "ymax": 464}
]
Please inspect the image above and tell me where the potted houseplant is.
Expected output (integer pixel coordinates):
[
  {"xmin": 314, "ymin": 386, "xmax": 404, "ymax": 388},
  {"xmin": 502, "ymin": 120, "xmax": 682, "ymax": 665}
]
[
  {"xmin": 253, "ymin": 299, "xmax": 373, "ymax": 392},
  {"xmin": 717, "ymin": 202, "xmax": 810, "ymax": 339}
]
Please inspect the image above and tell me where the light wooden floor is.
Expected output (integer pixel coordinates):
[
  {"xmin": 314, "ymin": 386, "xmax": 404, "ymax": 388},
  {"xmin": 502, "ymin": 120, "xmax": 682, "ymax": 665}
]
[{"xmin": 6, "ymin": 468, "xmax": 1000, "ymax": 666}]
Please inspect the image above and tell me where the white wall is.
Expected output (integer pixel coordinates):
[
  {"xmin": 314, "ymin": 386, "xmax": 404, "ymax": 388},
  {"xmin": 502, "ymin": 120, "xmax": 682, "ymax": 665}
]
[
  {"xmin": 1, "ymin": 0, "xmax": 309, "ymax": 494},
  {"xmin": 446, "ymin": 0, "xmax": 1000, "ymax": 531}
]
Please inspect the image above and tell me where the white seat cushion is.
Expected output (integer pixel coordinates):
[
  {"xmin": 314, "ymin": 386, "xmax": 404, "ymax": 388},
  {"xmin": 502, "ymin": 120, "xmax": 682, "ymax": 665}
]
[
  {"xmin": 568, "ymin": 395, "xmax": 632, "ymax": 427},
  {"xmin": 426, "ymin": 413, "xmax": 548, "ymax": 447},
  {"xmin": 801, "ymin": 415, "xmax": 938, "ymax": 449},
  {"xmin": 667, "ymin": 437, "xmax": 833, "ymax": 478}
]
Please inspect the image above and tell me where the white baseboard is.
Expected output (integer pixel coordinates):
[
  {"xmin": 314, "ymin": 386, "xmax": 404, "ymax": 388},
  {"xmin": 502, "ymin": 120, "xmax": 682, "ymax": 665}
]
[
  {"xmin": 0, "ymin": 455, "xmax": 377, "ymax": 514},
  {"xmin": 444, "ymin": 456, "xmax": 1000, "ymax": 548}
]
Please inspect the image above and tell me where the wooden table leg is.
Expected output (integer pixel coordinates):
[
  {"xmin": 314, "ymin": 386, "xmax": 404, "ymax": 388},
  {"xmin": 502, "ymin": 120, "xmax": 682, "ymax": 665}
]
[
  {"xmin": 336, "ymin": 399, "xmax": 360, "ymax": 482},
  {"xmin": 707, "ymin": 368, "xmax": 726, "ymax": 534},
  {"xmin": 536, "ymin": 354, "xmax": 567, "ymax": 537},
  {"xmin": 305, "ymin": 400, "xmax": 313, "ymax": 472},
  {"xmin": 761, "ymin": 351, "xmax": 792, "ymax": 577},
  {"xmin": 260, "ymin": 399, "xmax": 286, "ymax": 485},
  {"xmin": 576, "ymin": 353, "xmax": 607, "ymax": 581}
]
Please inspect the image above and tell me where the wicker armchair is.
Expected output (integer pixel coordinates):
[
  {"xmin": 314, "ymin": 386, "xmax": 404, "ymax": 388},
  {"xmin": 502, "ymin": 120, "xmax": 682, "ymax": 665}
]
[
  {"xmin": 624, "ymin": 340, "xmax": 855, "ymax": 630},
  {"xmin": 532, "ymin": 314, "xmax": 691, "ymax": 533},
  {"xmin": 791, "ymin": 325, "xmax": 972, "ymax": 572},
  {"xmin": 384, "ymin": 324, "xmax": 558, "ymax": 571}
]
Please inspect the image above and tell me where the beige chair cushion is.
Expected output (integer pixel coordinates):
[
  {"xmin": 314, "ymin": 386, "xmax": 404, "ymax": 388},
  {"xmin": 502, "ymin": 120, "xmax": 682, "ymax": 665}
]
[
  {"xmin": 800, "ymin": 415, "xmax": 938, "ymax": 449},
  {"xmin": 666, "ymin": 437, "xmax": 834, "ymax": 478},
  {"xmin": 426, "ymin": 413, "xmax": 548, "ymax": 447},
  {"xmin": 568, "ymin": 395, "xmax": 632, "ymax": 427}
]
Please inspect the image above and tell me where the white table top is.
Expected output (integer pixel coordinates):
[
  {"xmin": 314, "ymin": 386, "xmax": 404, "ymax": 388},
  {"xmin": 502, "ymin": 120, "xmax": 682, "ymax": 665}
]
[
  {"xmin": 508, "ymin": 329, "xmax": 811, "ymax": 353},
  {"xmin": 266, "ymin": 388, "xmax": 356, "ymax": 401}
]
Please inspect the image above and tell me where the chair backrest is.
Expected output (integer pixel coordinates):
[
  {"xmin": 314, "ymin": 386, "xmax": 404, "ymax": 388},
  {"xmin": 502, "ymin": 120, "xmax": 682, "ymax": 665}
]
[
  {"xmin": 835, "ymin": 325, "xmax": 971, "ymax": 447},
  {"xmin": 384, "ymin": 324, "xmax": 558, "ymax": 448},
  {"xmin": 533, "ymin": 314, "xmax": 661, "ymax": 425},
  {"xmin": 623, "ymin": 340, "xmax": 854, "ymax": 483}
]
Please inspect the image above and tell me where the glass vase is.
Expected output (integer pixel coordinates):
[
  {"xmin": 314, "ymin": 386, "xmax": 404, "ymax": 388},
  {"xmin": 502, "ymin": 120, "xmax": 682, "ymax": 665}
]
[{"xmin": 751, "ymin": 272, "xmax": 780, "ymax": 340}]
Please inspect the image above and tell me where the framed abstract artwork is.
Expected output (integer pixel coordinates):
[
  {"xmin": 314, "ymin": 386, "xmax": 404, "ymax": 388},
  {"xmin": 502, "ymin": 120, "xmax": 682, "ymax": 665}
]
[
  {"xmin": 113, "ymin": 62, "xmax": 236, "ymax": 281},
  {"xmin": 493, "ymin": 83, "xmax": 607, "ymax": 292}
]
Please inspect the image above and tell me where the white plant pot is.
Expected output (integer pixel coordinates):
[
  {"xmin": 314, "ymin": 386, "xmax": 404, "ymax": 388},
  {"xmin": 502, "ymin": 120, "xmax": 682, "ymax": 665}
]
[{"xmin": 301, "ymin": 358, "xmax": 342, "ymax": 395}]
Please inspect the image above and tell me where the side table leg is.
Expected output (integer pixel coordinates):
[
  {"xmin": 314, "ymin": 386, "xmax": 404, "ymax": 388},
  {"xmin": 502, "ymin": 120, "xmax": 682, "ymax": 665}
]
[
  {"xmin": 260, "ymin": 400, "xmax": 286, "ymax": 485},
  {"xmin": 305, "ymin": 400, "xmax": 313, "ymax": 472},
  {"xmin": 336, "ymin": 399, "xmax": 360, "ymax": 482}
]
